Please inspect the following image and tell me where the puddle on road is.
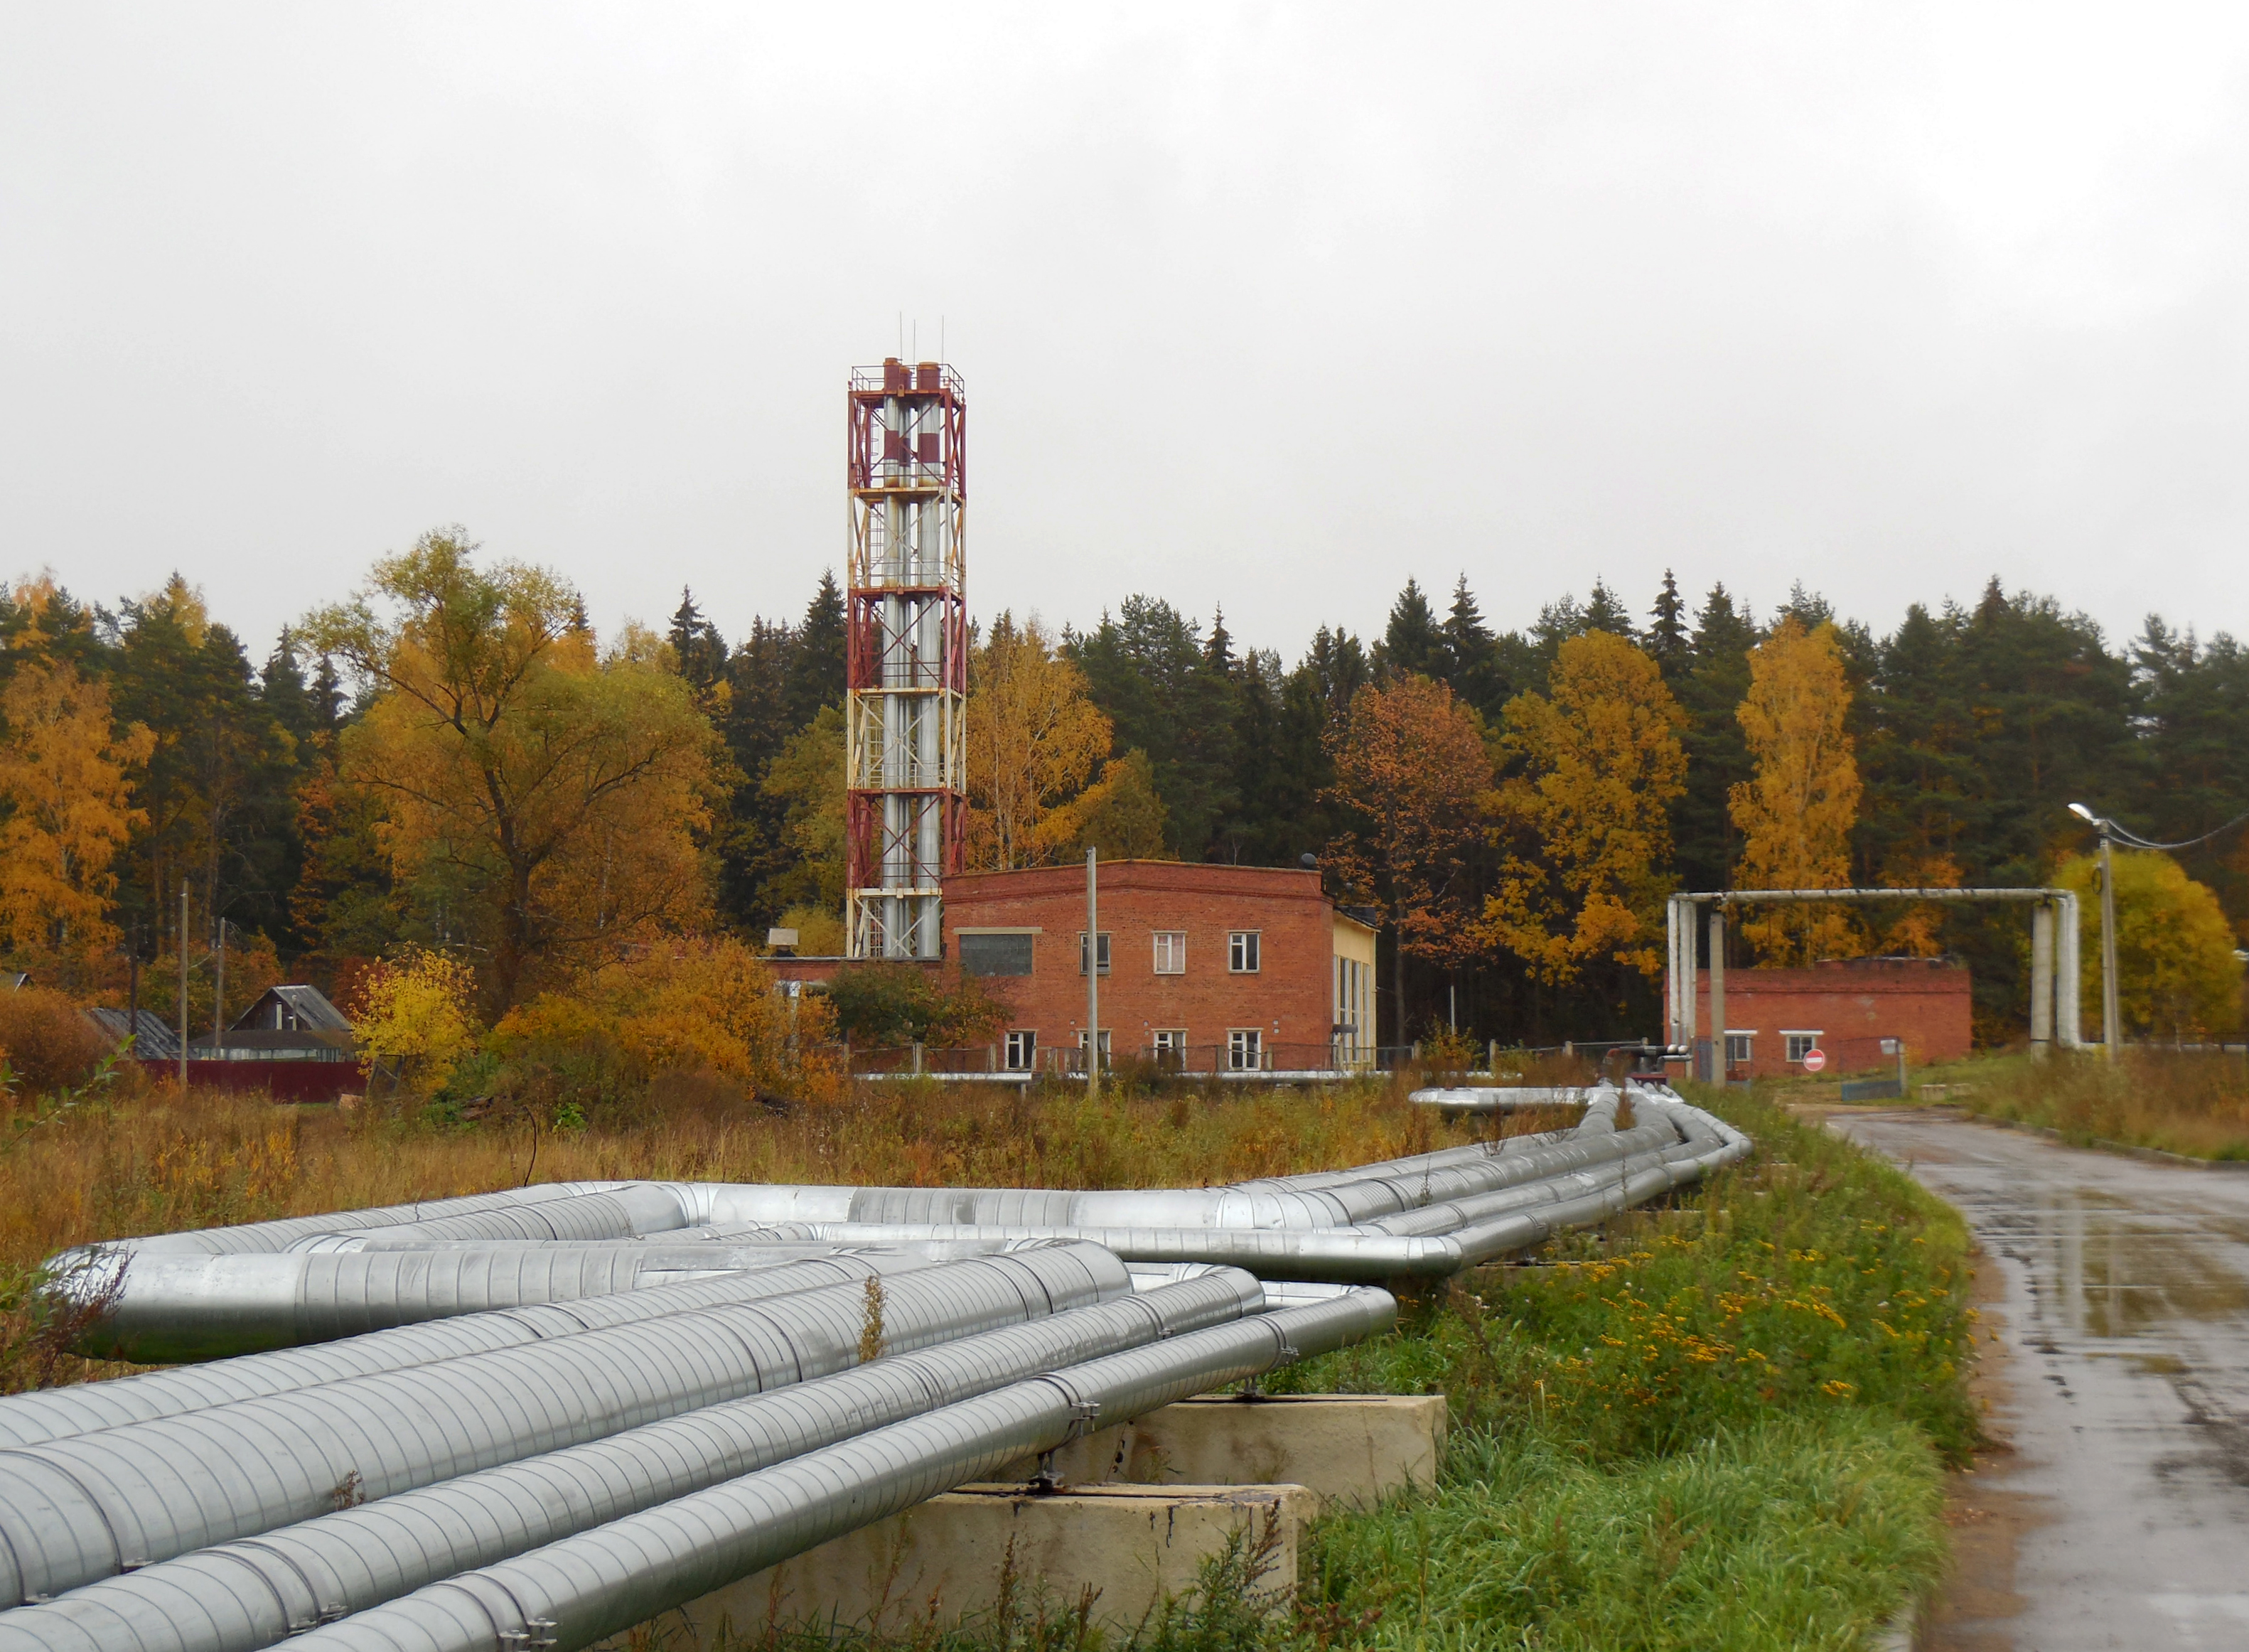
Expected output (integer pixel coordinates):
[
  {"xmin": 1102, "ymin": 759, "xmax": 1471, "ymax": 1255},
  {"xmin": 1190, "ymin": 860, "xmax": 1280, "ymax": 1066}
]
[{"xmin": 1980, "ymin": 1186, "xmax": 2249, "ymax": 1341}]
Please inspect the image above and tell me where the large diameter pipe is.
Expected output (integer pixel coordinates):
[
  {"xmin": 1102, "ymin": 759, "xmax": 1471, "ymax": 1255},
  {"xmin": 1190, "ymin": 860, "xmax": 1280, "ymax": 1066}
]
[
  {"xmin": 0, "ymin": 1247, "xmax": 1128, "ymax": 1607},
  {"xmin": 0, "ymin": 1273, "xmax": 1267, "ymax": 1652},
  {"xmin": 714, "ymin": 1222, "xmax": 1465, "ymax": 1280},
  {"xmin": 104, "ymin": 1183, "xmax": 650, "ymax": 1257},
  {"xmin": 279, "ymin": 1292, "xmax": 1395, "ymax": 1652},
  {"xmin": 61, "ymin": 1246, "xmax": 901, "ymax": 1363},
  {"xmin": 4, "ymin": 1256, "xmax": 924, "ymax": 1451}
]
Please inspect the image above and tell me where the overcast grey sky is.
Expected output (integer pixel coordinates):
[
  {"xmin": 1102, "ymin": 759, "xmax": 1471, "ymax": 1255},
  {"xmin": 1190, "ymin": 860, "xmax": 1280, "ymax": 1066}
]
[{"xmin": 5, "ymin": 4, "xmax": 2246, "ymax": 663}]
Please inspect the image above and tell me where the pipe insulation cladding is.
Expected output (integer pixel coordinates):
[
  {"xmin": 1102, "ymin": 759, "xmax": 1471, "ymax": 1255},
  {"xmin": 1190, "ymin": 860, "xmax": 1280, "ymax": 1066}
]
[
  {"xmin": 0, "ymin": 1083, "xmax": 1749, "ymax": 1652},
  {"xmin": 0, "ymin": 1246, "xmax": 1129, "ymax": 1607},
  {"xmin": 279, "ymin": 1292, "xmax": 1397, "ymax": 1652},
  {"xmin": 0, "ymin": 1272, "xmax": 1269, "ymax": 1652},
  {"xmin": 0, "ymin": 1254, "xmax": 951, "ymax": 1449}
]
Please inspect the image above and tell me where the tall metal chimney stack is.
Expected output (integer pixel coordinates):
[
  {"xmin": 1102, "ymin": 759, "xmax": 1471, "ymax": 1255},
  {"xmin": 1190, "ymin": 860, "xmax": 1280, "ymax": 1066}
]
[{"xmin": 843, "ymin": 358, "xmax": 967, "ymax": 958}]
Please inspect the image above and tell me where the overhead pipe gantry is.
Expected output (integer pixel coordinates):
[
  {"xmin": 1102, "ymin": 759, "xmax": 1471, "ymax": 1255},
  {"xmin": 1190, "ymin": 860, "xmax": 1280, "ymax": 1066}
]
[{"xmin": 1665, "ymin": 887, "xmax": 2084, "ymax": 1080}]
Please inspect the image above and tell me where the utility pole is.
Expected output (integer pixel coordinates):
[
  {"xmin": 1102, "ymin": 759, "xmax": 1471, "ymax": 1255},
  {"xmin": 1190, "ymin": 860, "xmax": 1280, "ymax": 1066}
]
[
  {"xmin": 178, "ymin": 885, "xmax": 190, "ymax": 1090},
  {"xmin": 2097, "ymin": 827, "xmax": 2122, "ymax": 1061},
  {"xmin": 213, "ymin": 918, "xmax": 227, "ymax": 1058},
  {"xmin": 1707, "ymin": 904, "xmax": 1727, "ymax": 1083},
  {"xmin": 2068, "ymin": 804, "xmax": 2125, "ymax": 1061},
  {"xmin": 1085, "ymin": 847, "xmax": 1099, "ymax": 1099}
]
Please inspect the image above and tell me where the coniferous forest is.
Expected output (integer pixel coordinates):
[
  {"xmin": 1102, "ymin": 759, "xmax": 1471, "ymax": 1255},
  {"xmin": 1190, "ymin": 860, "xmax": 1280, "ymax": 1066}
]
[{"xmin": 3, "ymin": 542, "xmax": 2244, "ymax": 1048}]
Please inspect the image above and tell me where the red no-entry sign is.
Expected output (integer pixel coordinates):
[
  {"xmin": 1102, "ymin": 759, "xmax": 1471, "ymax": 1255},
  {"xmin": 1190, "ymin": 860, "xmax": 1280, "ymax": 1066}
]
[{"xmin": 1802, "ymin": 1048, "xmax": 1827, "ymax": 1073}]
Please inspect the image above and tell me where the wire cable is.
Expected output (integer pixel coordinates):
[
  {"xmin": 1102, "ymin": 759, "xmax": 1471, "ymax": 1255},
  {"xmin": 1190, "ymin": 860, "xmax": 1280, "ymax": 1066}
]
[{"xmin": 2098, "ymin": 805, "xmax": 2249, "ymax": 854}]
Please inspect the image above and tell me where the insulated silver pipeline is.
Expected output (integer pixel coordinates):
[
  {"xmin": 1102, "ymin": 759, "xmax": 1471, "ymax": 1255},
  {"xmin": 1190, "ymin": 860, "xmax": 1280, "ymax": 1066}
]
[
  {"xmin": 0, "ymin": 1273, "xmax": 1267, "ymax": 1652},
  {"xmin": 1, "ymin": 1255, "xmax": 923, "ymax": 1450},
  {"xmin": 0, "ymin": 1246, "xmax": 1128, "ymax": 1607},
  {"xmin": 65, "ymin": 1246, "xmax": 927, "ymax": 1364},
  {"xmin": 709, "ymin": 1222, "xmax": 1466, "ymax": 1280},
  {"xmin": 1247, "ymin": 1124, "xmax": 1580, "ymax": 1190},
  {"xmin": 1411, "ymin": 1085, "xmax": 1605, "ymax": 1110},
  {"xmin": 102, "ymin": 1182, "xmax": 649, "ymax": 1257},
  {"xmin": 277, "ymin": 1291, "xmax": 1395, "ymax": 1652}
]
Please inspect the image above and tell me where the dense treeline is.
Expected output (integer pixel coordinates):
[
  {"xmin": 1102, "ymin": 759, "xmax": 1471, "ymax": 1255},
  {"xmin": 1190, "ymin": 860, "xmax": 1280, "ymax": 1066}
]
[{"xmin": 2, "ymin": 537, "xmax": 2243, "ymax": 1048}]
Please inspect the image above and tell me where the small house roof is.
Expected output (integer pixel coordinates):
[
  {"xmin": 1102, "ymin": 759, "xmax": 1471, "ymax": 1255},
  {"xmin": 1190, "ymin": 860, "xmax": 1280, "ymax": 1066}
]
[
  {"xmin": 230, "ymin": 985, "xmax": 353, "ymax": 1034},
  {"xmin": 85, "ymin": 1007, "xmax": 183, "ymax": 1059}
]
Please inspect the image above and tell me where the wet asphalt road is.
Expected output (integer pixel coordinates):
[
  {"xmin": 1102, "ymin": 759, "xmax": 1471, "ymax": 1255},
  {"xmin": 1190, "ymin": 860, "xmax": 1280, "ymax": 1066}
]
[{"xmin": 1827, "ymin": 1109, "xmax": 2249, "ymax": 1651}]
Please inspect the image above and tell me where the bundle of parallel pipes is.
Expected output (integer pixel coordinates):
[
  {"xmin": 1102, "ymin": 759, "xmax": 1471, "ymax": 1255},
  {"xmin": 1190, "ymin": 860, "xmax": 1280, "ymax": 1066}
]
[{"xmin": 0, "ymin": 1081, "xmax": 1744, "ymax": 1652}]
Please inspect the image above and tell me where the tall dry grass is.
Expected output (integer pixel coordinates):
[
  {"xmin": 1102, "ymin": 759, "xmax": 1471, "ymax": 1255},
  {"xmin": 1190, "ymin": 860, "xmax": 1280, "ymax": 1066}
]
[
  {"xmin": 0, "ymin": 1068, "xmax": 1581, "ymax": 1392},
  {"xmin": 1941, "ymin": 1048, "xmax": 2249, "ymax": 1159}
]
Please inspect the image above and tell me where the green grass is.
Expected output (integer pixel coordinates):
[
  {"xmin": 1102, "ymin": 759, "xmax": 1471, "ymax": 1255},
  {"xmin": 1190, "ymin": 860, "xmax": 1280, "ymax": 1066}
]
[
  {"xmin": 1299, "ymin": 1413, "xmax": 1943, "ymax": 1651},
  {"xmin": 701, "ymin": 1086, "xmax": 1974, "ymax": 1651},
  {"xmin": 1796, "ymin": 1046, "xmax": 2249, "ymax": 1162}
]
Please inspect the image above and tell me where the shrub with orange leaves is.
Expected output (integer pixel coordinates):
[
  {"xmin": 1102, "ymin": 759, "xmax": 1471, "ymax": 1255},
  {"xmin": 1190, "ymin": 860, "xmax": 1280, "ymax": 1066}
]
[{"xmin": 490, "ymin": 936, "xmax": 838, "ymax": 1105}]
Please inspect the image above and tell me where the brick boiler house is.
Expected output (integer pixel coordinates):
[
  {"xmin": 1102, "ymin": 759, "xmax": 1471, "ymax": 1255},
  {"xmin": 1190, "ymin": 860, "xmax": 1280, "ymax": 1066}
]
[
  {"xmin": 942, "ymin": 861, "xmax": 1379, "ymax": 1074},
  {"xmin": 1670, "ymin": 957, "xmax": 1972, "ymax": 1080}
]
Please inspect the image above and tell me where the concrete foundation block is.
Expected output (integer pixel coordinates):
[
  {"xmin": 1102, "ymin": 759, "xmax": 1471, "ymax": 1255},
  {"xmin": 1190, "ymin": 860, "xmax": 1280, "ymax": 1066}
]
[
  {"xmin": 1005, "ymin": 1393, "xmax": 1447, "ymax": 1510},
  {"xmin": 667, "ymin": 1481, "xmax": 1315, "ymax": 1642}
]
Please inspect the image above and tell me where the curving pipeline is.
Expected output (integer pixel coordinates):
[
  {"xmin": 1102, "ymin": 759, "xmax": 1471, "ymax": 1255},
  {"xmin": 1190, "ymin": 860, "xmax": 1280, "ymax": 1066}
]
[{"xmin": 0, "ymin": 1082, "xmax": 1746, "ymax": 1652}]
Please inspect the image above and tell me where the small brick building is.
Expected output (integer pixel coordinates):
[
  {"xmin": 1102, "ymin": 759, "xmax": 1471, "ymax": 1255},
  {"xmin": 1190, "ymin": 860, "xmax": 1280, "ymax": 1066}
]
[
  {"xmin": 942, "ymin": 861, "xmax": 1378, "ymax": 1073},
  {"xmin": 1669, "ymin": 958, "xmax": 1972, "ymax": 1080}
]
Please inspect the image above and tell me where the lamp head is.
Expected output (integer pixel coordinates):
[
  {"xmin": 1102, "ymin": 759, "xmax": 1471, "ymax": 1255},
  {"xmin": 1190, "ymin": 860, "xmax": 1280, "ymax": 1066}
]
[{"xmin": 2068, "ymin": 803, "xmax": 2098, "ymax": 825}]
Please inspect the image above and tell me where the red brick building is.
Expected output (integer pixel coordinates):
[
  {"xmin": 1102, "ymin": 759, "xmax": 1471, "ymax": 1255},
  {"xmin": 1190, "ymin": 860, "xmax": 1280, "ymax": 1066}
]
[
  {"xmin": 1668, "ymin": 958, "xmax": 1972, "ymax": 1080},
  {"xmin": 942, "ymin": 861, "xmax": 1378, "ymax": 1073}
]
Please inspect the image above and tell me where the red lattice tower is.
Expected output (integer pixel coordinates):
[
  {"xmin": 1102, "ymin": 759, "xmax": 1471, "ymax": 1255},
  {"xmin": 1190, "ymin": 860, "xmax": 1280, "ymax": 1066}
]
[{"xmin": 844, "ymin": 359, "xmax": 967, "ymax": 959}]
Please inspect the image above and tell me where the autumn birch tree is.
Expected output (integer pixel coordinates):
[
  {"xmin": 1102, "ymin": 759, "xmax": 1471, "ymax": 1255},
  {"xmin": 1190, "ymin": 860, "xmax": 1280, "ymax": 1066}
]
[
  {"xmin": 964, "ymin": 613, "xmax": 1117, "ymax": 869},
  {"xmin": 305, "ymin": 531, "xmax": 716, "ymax": 1009},
  {"xmin": 1486, "ymin": 631, "xmax": 1686, "ymax": 985},
  {"xmin": 1731, "ymin": 616, "xmax": 1864, "ymax": 963},
  {"xmin": 0, "ymin": 595, "xmax": 155, "ymax": 986}
]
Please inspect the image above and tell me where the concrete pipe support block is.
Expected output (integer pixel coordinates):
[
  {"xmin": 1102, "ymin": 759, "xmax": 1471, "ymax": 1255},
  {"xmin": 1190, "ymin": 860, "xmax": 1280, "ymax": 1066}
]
[
  {"xmin": 1015, "ymin": 1393, "xmax": 1448, "ymax": 1510},
  {"xmin": 672, "ymin": 1482, "xmax": 1317, "ymax": 1642}
]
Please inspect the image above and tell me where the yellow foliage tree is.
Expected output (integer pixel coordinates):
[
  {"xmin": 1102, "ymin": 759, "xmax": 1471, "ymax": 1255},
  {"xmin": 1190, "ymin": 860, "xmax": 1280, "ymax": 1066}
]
[
  {"xmin": 355, "ymin": 948, "xmax": 481, "ymax": 1095},
  {"xmin": 2057, "ymin": 850, "xmax": 2243, "ymax": 1039},
  {"xmin": 305, "ymin": 531, "xmax": 717, "ymax": 1009},
  {"xmin": 0, "ymin": 613, "xmax": 155, "ymax": 988},
  {"xmin": 492, "ymin": 936, "xmax": 837, "ymax": 1100},
  {"xmin": 963, "ymin": 613, "xmax": 1116, "ymax": 869},
  {"xmin": 1730, "ymin": 617, "xmax": 1864, "ymax": 965},
  {"xmin": 1486, "ymin": 631, "xmax": 1687, "ymax": 985},
  {"xmin": 1877, "ymin": 852, "xmax": 1963, "ymax": 957},
  {"xmin": 1071, "ymin": 749, "xmax": 1171, "ymax": 860}
]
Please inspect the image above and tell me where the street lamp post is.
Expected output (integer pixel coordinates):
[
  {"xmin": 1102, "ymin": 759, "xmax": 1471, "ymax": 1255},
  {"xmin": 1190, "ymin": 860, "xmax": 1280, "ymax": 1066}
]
[{"xmin": 2068, "ymin": 803, "xmax": 2124, "ymax": 1061}]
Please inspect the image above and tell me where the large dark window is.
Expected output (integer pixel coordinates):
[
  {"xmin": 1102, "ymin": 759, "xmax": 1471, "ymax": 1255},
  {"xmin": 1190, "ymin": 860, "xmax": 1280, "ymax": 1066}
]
[{"xmin": 960, "ymin": 933, "xmax": 1035, "ymax": 977}]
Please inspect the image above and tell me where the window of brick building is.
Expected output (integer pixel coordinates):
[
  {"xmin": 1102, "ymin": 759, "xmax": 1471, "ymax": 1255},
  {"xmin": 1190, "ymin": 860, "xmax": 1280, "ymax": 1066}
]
[
  {"xmin": 1228, "ymin": 1028, "xmax": 1262, "ymax": 1070},
  {"xmin": 1724, "ymin": 1032, "xmax": 1754, "ymax": 1066},
  {"xmin": 1153, "ymin": 931, "xmax": 1186, "ymax": 974},
  {"xmin": 960, "ymin": 933, "xmax": 1034, "ymax": 977},
  {"xmin": 1783, "ymin": 1031, "xmax": 1823, "ymax": 1063},
  {"xmin": 1228, "ymin": 931, "xmax": 1260, "ymax": 973},
  {"xmin": 1004, "ymin": 1030, "xmax": 1037, "ymax": 1071},
  {"xmin": 1078, "ymin": 1029, "xmax": 1112, "ymax": 1061},
  {"xmin": 1078, "ymin": 932, "xmax": 1111, "ymax": 975},
  {"xmin": 1152, "ymin": 1028, "xmax": 1187, "ymax": 1068}
]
